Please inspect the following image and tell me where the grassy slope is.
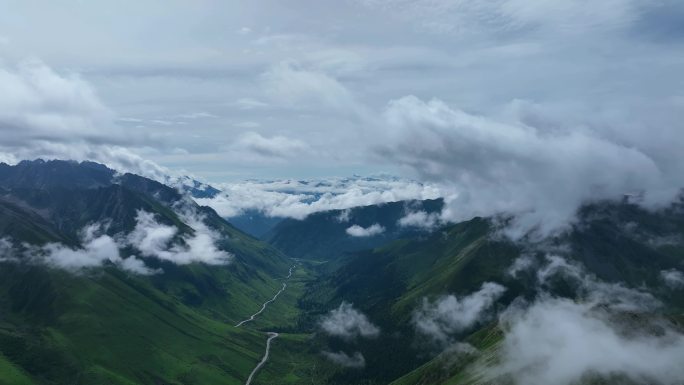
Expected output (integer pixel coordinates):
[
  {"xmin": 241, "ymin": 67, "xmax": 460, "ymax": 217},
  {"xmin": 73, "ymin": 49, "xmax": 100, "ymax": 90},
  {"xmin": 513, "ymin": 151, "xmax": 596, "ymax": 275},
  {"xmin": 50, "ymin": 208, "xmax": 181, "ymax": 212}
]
[
  {"xmin": 0, "ymin": 161, "xmax": 311, "ymax": 384},
  {"xmin": 0, "ymin": 352, "xmax": 34, "ymax": 385},
  {"xmin": 0, "ymin": 264, "xmax": 279, "ymax": 385}
]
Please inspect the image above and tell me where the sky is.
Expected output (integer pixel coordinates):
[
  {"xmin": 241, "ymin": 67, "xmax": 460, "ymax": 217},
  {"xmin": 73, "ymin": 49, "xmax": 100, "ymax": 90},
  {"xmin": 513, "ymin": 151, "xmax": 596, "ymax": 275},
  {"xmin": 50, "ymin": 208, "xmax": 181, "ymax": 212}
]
[{"xmin": 1, "ymin": 0, "xmax": 684, "ymax": 235}]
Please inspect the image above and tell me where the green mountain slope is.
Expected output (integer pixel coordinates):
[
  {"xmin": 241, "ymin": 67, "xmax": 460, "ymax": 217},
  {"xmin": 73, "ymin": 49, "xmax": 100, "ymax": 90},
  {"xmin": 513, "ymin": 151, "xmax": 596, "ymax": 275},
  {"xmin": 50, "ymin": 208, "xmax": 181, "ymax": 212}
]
[
  {"xmin": 0, "ymin": 159, "xmax": 299, "ymax": 384},
  {"xmin": 266, "ymin": 199, "xmax": 444, "ymax": 261},
  {"xmin": 300, "ymin": 201, "xmax": 684, "ymax": 385}
]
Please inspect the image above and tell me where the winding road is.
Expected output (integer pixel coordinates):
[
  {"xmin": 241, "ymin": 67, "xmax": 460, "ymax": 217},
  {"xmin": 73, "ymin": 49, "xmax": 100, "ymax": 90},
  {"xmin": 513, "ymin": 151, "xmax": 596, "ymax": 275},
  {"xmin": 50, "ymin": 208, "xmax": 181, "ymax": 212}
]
[
  {"xmin": 236, "ymin": 264, "xmax": 296, "ymax": 385},
  {"xmin": 235, "ymin": 266, "xmax": 295, "ymax": 327},
  {"xmin": 234, "ymin": 282, "xmax": 287, "ymax": 327},
  {"xmin": 245, "ymin": 332, "xmax": 279, "ymax": 385}
]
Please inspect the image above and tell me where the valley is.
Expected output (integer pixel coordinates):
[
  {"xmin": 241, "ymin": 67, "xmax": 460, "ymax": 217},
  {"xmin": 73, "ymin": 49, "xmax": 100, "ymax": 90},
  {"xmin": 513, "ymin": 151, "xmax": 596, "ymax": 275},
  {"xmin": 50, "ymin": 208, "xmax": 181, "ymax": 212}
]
[{"xmin": 0, "ymin": 161, "xmax": 683, "ymax": 385}]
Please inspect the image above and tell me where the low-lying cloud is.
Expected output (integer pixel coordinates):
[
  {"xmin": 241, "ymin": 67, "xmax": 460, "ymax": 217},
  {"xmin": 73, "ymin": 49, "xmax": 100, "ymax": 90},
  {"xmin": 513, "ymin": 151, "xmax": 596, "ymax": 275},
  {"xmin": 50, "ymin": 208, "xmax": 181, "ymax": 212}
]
[
  {"xmin": 442, "ymin": 254, "xmax": 684, "ymax": 385},
  {"xmin": 321, "ymin": 350, "xmax": 366, "ymax": 368},
  {"xmin": 17, "ymin": 224, "xmax": 157, "ymax": 275},
  {"xmin": 320, "ymin": 302, "xmax": 380, "ymax": 340},
  {"xmin": 661, "ymin": 269, "xmax": 684, "ymax": 290},
  {"xmin": 346, "ymin": 223, "xmax": 384, "ymax": 237},
  {"xmin": 398, "ymin": 210, "xmax": 441, "ymax": 229},
  {"xmin": 413, "ymin": 282, "xmax": 506, "ymax": 346},
  {"xmin": 126, "ymin": 209, "xmax": 232, "ymax": 265},
  {"xmin": 0, "ymin": 208, "xmax": 231, "ymax": 274},
  {"xmin": 197, "ymin": 176, "xmax": 442, "ymax": 220},
  {"xmin": 376, "ymin": 96, "xmax": 683, "ymax": 239},
  {"xmin": 493, "ymin": 296, "xmax": 684, "ymax": 385}
]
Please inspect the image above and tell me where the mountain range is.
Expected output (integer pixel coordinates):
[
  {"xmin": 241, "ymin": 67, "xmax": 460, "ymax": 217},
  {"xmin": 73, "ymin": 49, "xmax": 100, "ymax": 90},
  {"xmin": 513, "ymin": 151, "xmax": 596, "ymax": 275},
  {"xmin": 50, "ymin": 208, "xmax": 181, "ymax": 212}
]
[{"xmin": 0, "ymin": 159, "xmax": 683, "ymax": 385}]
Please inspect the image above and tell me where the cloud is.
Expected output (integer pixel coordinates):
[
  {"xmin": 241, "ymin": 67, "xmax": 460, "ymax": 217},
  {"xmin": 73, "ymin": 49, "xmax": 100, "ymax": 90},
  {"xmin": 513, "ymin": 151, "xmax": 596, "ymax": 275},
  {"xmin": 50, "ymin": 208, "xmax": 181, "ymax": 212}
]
[
  {"xmin": 346, "ymin": 223, "xmax": 385, "ymax": 237},
  {"xmin": 356, "ymin": 0, "xmax": 641, "ymax": 35},
  {"xmin": 492, "ymin": 296, "xmax": 684, "ymax": 385},
  {"xmin": 336, "ymin": 209, "xmax": 351, "ymax": 223},
  {"xmin": 233, "ymin": 121, "xmax": 261, "ymax": 128},
  {"xmin": 320, "ymin": 302, "xmax": 380, "ymax": 340},
  {"xmin": 20, "ymin": 224, "xmax": 157, "ymax": 275},
  {"xmin": 0, "ymin": 57, "xmax": 181, "ymax": 185},
  {"xmin": 376, "ymin": 95, "xmax": 681, "ymax": 239},
  {"xmin": 0, "ymin": 59, "xmax": 114, "ymax": 143},
  {"xmin": 196, "ymin": 176, "xmax": 442, "ymax": 219},
  {"xmin": 0, "ymin": 238, "xmax": 17, "ymax": 262},
  {"xmin": 231, "ymin": 98, "xmax": 269, "ymax": 110},
  {"xmin": 413, "ymin": 282, "xmax": 506, "ymax": 346},
  {"xmin": 233, "ymin": 131, "xmax": 310, "ymax": 159},
  {"xmin": 261, "ymin": 61, "xmax": 365, "ymax": 117},
  {"xmin": 661, "ymin": 269, "xmax": 684, "ymax": 290},
  {"xmin": 536, "ymin": 255, "xmax": 661, "ymax": 312},
  {"xmin": 398, "ymin": 210, "xmax": 441, "ymax": 229},
  {"xmin": 506, "ymin": 254, "xmax": 535, "ymax": 278},
  {"xmin": 173, "ymin": 112, "xmax": 218, "ymax": 119},
  {"xmin": 321, "ymin": 351, "xmax": 366, "ymax": 368},
  {"xmin": 0, "ymin": 206, "xmax": 231, "ymax": 274},
  {"xmin": 125, "ymin": 209, "xmax": 232, "ymax": 265}
]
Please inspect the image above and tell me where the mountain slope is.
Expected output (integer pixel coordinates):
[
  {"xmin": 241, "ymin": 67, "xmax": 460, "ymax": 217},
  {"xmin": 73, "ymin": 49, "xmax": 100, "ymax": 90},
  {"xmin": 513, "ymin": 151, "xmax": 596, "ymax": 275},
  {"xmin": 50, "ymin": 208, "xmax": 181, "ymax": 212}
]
[
  {"xmin": 0, "ymin": 159, "xmax": 297, "ymax": 384},
  {"xmin": 301, "ymin": 200, "xmax": 684, "ymax": 384},
  {"xmin": 266, "ymin": 199, "xmax": 444, "ymax": 261}
]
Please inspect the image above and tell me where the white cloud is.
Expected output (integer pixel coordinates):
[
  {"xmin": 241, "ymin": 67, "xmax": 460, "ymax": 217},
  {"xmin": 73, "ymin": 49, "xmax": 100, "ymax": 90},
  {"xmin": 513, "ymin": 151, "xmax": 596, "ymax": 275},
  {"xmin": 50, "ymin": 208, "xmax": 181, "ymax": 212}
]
[
  {"xmin": 492, "ymin": 296, "xmax": 684, "ymax": 385},
  {"xmin": 320, "ymin": 302, "xmax": 380, "ymax": 340},
  {"xmin": 336, "ymin": 209, "xmax": 351, "ymax": 223},
  {"xmin": 197, "ymin": 176, "xmax": 442, "ymax": 219},
  {"xmin": 413, "ymin": 282, "xmax": 506, "ymax": 345},
  {"xmin": 232, "ymin": 98, "xmax": 269, "ymax": 110},
  {"xmin": 346, "ymin": 223, "xmax": 385, "ymax": 237},
  {"xmin": 261, "ymin": 61, "xmax": 365, "ymax": 117},
  {"xmin": 0, "ymin": 59, "xmax": 113, "ymax": 143},
  {"xmin": 21, "ymin": 224, "xmax": 157, "ymax": 275},
  {"xmin": 536, "ymin": 255, "xmax": 660, "ymax": 313},
  {"xmin": 377, "ymin": 95, "xmax": 680, "ymax": 239},
  {"xmin": 0, "ymin": 206, "xmax": 231, "ymax": 274},
  {"xmin": 0, "ymin": 238, "xmax": 18, "ymax": 262},
  {"xmin": 232, "ymin": 131, "xmax": 309, "ymax": 159},
  {"xmin": 173, "ymin": 112, "xmax": 218, "ymax": 119},
  {"xmin": 356, "ymin": 0, "xmax": 640, "ymax": 35},
  {"xmin": 233, "ymin": 121, "xmax": 261, "ymax": 128},
  {"xmin": 237, "ymin": 27, "xmax": 252, "ymax": 35},
  {"xmin": 37, "ymin": 224, "xmax": 121, "ymax": 270},
  {"xmin": 125, "ymin": 209, "xmax": 232, "ymax": 265},
  {"xmin": 506, "ymin": 254, "xmax": 535, "ymax": 278},
  {"xmin": 661, "ymin": 269, "xmax": 684, "ymax": 290},
  {"xmin": 322, "ymin": 351, "xmax": 366, "ymax": 368},
  {"xmin": 398, "ymin": 210, "xmax": 441, "ymax": 229}
]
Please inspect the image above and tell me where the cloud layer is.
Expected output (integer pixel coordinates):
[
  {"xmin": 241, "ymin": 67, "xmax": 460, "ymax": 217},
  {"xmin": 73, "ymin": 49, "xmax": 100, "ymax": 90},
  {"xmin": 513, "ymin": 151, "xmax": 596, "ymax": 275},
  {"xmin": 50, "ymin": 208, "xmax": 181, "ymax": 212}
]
[
  {"xmin": 320, "ymin": 302, "xmax": 380, "ymax": 340},
  {"xmin": 376, "ymin": 96, "xmax": 682, "ymax": 238},
  {"xmin": 0, "ymin": 209, "xmax": 231, "ymax": 274},
  {"xmin": 197, "ymin": 176, "xmax": 441, "ymax": 219},
  {"xmin": 126, "ymin": 209, "xmax": 232, "ymax": 265},
  {"xmin": 321, "ymin": 350, "xmax": 366, "ymax": 368},
  {"xmin": 494, "ymin": 296, "xmax": 684, "ymax": 385},
  {"xmin": 346, "ymin": 223, "xmax": 385, "ymax": 237},
  {"xmin": 413, "ymin": 282, "xmax": 506, "ymax": 345}
]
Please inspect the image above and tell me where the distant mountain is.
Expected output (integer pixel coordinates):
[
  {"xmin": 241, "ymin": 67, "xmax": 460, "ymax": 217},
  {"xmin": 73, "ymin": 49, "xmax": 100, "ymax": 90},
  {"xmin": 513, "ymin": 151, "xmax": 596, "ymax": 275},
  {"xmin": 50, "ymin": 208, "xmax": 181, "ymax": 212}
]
[
  {"xmin": 228, "ymin": 209, "xmax": 285, "ymax": 238},
  {"xmin": 265, "ymin": 198, "xmax": 444, "ymax": 260},
  {"xmin": 171, "ymin": 175, "xmax": 221, "ymax": 198},
  {"xmin": 0, "ymin": 159, "xmax": 294, "ymax": 385}
]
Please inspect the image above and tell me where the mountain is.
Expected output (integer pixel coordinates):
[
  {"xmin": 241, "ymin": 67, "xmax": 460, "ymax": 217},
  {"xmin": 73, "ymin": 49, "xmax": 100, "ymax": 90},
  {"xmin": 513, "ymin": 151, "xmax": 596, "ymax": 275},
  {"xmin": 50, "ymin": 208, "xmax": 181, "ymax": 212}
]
[
  {"xmin": 227, "ymin": 209, "xmax": 285, "ymax": 238},
  {"xmin": 2, "ymin": 160, "xmax": 684, "ymax": 385},
  {"xmin": 265, "ymin": 199, "xmax": 444, "ymax": 260},
  {"xmin": 297, "ymin": 200, "xmax": 684, "ymax": 385},
  {"xmin": 0, "ymin": 159, "xmax": 301, "ymax": 385}
]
